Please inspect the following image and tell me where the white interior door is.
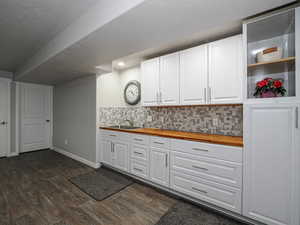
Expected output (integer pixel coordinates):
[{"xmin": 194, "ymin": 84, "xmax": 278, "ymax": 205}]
[
  {"xmin": 20, "ymin": 83, "xmax": 52, "ymax": 153},
  {"xmin": 0, "ymin": 79, "xmax": 10, "ymax": 157}
]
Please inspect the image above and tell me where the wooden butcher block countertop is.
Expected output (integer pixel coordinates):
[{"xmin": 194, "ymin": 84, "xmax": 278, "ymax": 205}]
[{"xmin": 100, "ymin": 127, "xmax": 243, "ymax": 147}]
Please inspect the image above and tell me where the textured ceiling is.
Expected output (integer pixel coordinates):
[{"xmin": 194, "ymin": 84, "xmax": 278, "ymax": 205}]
[
  {"xmin": 0, "ymin": 0, "xmax": 99, "ymax": 72},
  {"xmin": 17, "ymin": 0, "xmax": 296, "ymax": 84}
]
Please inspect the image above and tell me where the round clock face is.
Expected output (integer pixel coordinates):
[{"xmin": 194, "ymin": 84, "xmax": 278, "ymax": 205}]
[{"xmin": 124, "ymin": 81, "xmax": 141, "ymax": 105}]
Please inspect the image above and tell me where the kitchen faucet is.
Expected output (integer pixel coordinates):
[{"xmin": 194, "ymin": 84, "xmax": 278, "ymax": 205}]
[{"xmin": 124, "ymin": 119, "xmax": 134, "ymax": 127}]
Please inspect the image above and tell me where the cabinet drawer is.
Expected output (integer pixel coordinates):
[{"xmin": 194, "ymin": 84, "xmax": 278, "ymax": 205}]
[
  {"xmin": 151, "ymin": 136, "xmax": 170, "ymax": 149},
  {"xmin": 170, "ymin": 172, "xmax": 241, "ymax": 213},
  {"xmin": 131, "ymin": 134, "xmax": 149, "ymax": 145},
  {"xmin": 170, "ymin": 152, "xmax": 242, "ymax": 188},
  {"xmin": 171, "ymin": 139, "xmax": 242, "ymax": 163},
  {"xmin": 130, "ymin": 160, "xmax": 149, "ymax": 179},
  {"xmin": 101, "ymin": 130, "xmax": 118, "ymax": 139},
  {"xmin": 131, "ymin": 144, "xmax": 149, "ymax": 162},
  {"xmin": 101, "ymin": 130, "xmax": 130, "ymax": 141}
]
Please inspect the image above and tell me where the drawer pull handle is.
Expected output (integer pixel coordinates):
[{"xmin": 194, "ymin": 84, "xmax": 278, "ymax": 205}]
[
  {"xmin": 192, "ymin": 165, "xmax": 208, "ymax": 171},
  {"xmin": 134, "ymin": 151, "xmax": 143, "ymax": 155},
  {"xmin": 192, "ymin": 187, "xmax": 208, "ymax": 194},
  {"xmin": 153, "ymin": 142, "xmax": 164, "ymax": 145},
  {"xmin": 192, "ymin": 148, "xmax": 208, "ymax": 152},
  {"xmin": 109, "ymin": 135, "xmax": 116, "ymax": 137},
  {"xmin": 133, "ymin": 168, "xmax": 143, "ymax": 172},
  {"xmin": 134, "ymin": 138, "xmax": 143, "ymax": 141},
  {"xmin": 165, "ymin": 153, "xmax": 168, "ymax": 168}
]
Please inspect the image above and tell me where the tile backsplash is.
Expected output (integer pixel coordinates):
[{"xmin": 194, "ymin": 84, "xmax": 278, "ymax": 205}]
[{"xmin": 99, "ymin": 105, "xmax": 243, "ymax": 136}]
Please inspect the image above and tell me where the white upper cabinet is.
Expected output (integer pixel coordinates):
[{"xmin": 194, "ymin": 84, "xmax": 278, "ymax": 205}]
[
  {"xmin": 141, "ymin": 34, "xmax": 243, "ymax": 106},
  {"xmin": 243, "ymin": 103, "xmax": 300, "ymax": 225},
  {"xmin": 141, "ymin": 58, "xmax": 160, "ymax": 106},
  {"xmin": 208, "ymin": 35, "xmax": 243, "ymax": 104},
  {"xmin": 160, "ymin": 52, "xmax": 180, "ymax": 105},
  {"xmin": 180, "ymin": 45, "xmax": 208, "ymax": 105}
]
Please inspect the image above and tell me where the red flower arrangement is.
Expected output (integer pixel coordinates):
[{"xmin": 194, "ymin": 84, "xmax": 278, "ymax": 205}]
[{"xmin": 254, "ymin": 78, "xmax": 286, "ymax": 98}]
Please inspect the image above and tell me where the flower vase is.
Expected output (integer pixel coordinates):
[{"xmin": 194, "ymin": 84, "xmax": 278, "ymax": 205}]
[{"xmin": 261, "ymin": 91, "xmax": 277, "ymax": 98}]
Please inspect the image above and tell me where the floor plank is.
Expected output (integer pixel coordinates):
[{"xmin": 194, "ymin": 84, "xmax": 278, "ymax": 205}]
[{"xmin": 0, "ymin": 150, "xmax": 176, "ymax": 225}]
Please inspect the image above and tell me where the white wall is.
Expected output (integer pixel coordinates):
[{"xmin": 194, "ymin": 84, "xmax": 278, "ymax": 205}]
[
  {"xmin": 53, "ymin": 75, "xmax": 97, "ymax": 163},
  {"xmin": 97, "ymin": 66, "xmax": 141, "ymax": 107},
  {"xmin": 97, "ymin": 71, "xmax": 122, "ymax": 107},
  {"xmin": 119, "ymin": 67, "xmax": 141, "ymax": 106}
]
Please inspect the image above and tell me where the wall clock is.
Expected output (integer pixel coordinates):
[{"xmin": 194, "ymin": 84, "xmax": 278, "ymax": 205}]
[{"xmin": 124, "ymin": 80, "xmax": 141, "ymax": 105}]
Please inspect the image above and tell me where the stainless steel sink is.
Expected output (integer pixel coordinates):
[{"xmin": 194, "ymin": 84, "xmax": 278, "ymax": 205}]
[{"xmin": 109, "ymin": 125, "xmax": 141, "ymax": 129}]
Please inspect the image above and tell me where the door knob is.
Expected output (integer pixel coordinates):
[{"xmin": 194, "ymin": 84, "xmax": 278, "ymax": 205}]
[
  {"xmin": 0, "ymin": 121, "xmax": 7, "ymax": 125},
  {"xmin": 46, "ymin": 120, "xmax": 50, "ymax": 123}
]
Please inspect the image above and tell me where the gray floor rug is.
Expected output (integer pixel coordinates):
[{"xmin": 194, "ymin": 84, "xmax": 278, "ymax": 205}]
[
  {"xmin": 156, "ymin": 202, "xmax": 246, "ymax": 225},
  {"xmin": 69, "ymin": 167, "xmax": 134, "ymax": 201}
]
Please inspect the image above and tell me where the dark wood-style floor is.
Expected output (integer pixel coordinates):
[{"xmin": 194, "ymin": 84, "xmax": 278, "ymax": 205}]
[{"xmin": 0, "ymin": 150, "xmax": 177, "ymax": 225}]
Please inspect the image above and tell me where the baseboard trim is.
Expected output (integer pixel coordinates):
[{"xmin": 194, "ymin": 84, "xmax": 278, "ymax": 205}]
[
  {"xmin": 7, "ymin": 152, "xmax": 19, "ymax": 157},
  {"xmin": 53, "ymin": 146, "xmax": 100, "ymax": 169}
]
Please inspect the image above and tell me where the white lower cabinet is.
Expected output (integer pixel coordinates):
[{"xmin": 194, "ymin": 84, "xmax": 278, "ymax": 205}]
[
  {"xmin": 101, "ymin": 139, "xmax": 113, "ymax": 166},
  {"xmin": 243, "ymin": 103, "xmax": 300, "ymax": 225},
  {"xmin": 130, "ymin": 160, "xmax": 149, "ymax": 179},
  {"xmin": 130, "ymin": 143, "xmax": 150, "ymax": 179},
  {"xmin": 170, "ymin": 151, "xmax": 242, "ymax": 188},
  {"xmin": 101, "ymin": 132, "xmax": 129, "ymax": 172},
  {"xmin": 100, "ymin": 130, "xmax": 244, "ymax": 218},
  {"xmin": 149, "ymin": 147, "xmax": 170, "ymax": 187},
  {"xmin": 170, "ymin": 171, "xmax": 242, "ymax": 213},
  {"xmin": 113, "ymin": 142, "xmax": 129, "ymax": 172}
]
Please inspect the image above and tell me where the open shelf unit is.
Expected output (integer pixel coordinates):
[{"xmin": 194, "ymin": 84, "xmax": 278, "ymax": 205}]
[{"xmin": 244, "ymin": 8, "xmax": 298, "ymax": 101}]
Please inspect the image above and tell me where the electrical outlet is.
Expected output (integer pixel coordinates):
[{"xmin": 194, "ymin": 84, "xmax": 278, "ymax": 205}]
[
  {"xmin": 212, "ymin": 118, "xmax": 218, "ymax": 127},
  {"xmin": 64, "ymin": 139, "xmax": 68, "ymax": 145},
  {"xmin": 147, "ymin": 116, "xmax": 152, "ymax": 122}
]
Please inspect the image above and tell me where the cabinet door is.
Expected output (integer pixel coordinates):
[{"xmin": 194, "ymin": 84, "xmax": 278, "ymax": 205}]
[
  {"xmin": 101, "ymin": 139, "xmax": 113, "ymax": 166},
  {"xmin": 113, "ymin": 141, "xmax": 129, "ymax": 172},
  {"xmin": 150, "ymin": 147, "xmax": 169, "ymax": 187},
  {"xmin": 180, "ymin": 45, "xmax": 208, "ymax": 105},
  {"xmin": 160, "ymin": 53, "xmax": 180, "ymax": 105},
  {"xmin": 208, "ymin": 35, "xmax": 243, "ymax": 104},
  {"xmin": 141, "ymin": 58, "xmax": 160, "ymax": 106},
  {"xmin": 243, "ymin": 104, "xmax": 300, "ymax": 225}
]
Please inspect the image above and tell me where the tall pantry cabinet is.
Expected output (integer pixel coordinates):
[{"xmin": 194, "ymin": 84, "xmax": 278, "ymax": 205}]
[{"xmin": 243, "ymin": 7, "xmax": 300, "ymax": 225}]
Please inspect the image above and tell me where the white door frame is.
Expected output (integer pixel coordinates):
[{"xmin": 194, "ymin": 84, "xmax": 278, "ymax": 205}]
[
  {"xmin": 15, "ymin": 82, "xmax": 53, "ymax": 155},
  {"xmin": 0, "ymin": 77, "xmax": 11, "ymax": 157}
]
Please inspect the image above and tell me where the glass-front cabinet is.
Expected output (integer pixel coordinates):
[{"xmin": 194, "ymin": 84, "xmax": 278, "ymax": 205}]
[{"xmin": 244, "ymin": 7, "xmax": 299, "ymax": 102}]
